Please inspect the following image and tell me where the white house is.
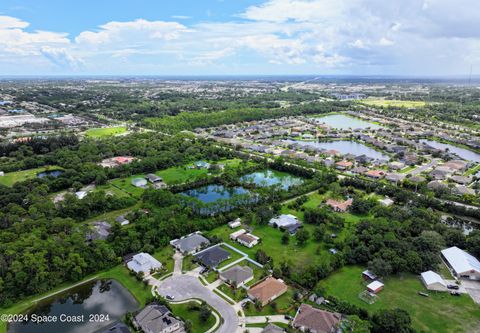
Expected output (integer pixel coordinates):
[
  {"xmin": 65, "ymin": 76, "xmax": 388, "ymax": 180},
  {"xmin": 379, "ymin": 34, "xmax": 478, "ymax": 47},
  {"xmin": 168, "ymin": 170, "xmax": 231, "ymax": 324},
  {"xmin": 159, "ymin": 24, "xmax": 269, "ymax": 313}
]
[
  {"xmin": 228, "ymin": 218, "xmax": 241, "ymax": 228},
  {"xmin": 441, "ymin": 246, "xmax": 480, "ymax": 280},
  {"xmin": 420, "ymin": 270, "xmax": 447, "ymax": 291},
  {"xmin": 127, "ymin": 252, "xmax": 162, "ymax": 276},
  {"xmin": 131, "ymin": 177, "xmax": 148, "ymax": 188}
]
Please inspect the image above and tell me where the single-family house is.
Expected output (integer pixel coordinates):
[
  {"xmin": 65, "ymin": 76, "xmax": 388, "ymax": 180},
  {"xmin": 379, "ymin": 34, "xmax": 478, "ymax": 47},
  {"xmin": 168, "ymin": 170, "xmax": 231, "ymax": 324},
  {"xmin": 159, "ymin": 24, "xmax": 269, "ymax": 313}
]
[
  {"xmin": 228, "ymin": 218, "xmax": 241, "ymax": 228},
  {"xmin": 194, "ymin": 246, "xmax": 230, "ymax": 268},
  {"xmin": 269, "ymin": 214, "xmax": 302, "ymax": 234},
  {"xmin": 293, "ymin": 304, "xmax": 342, "ymax": 333},
  {"xmin": 248, "ymin": 277, "xmax": 288, "ymax": 306},
  {"xmin": 219, "ymin": 265, "xmax": 254, "ymax": 288},
  {"xmin": 378, "ymin": 197, "xmax": 394, "ymax": 206},
  {"xmin": 127, "ymin": 253, "xmax": 162, "ymax": 276},
  {"xmin": 170, "ymin": 232, "xmax": 210, "ymax": 254},
  {"xmin": 335, "ymin": 160, "xmax": 353, "ymax": 170},
  {"xmin": 325, "ymin": 198, "xmax": 353, "ymax": 212},
  {"xmin": 365, "ymin": 170, "xmax": 386, "ymax": 179},
  {"xmin": 262, "ymin": 323, "xmax": 285, "ymax": 333},
  {"xmin": 133, "ymin": 304, "xmax": 184, "ymax": 333},
  {"xmin": 362, "ymin": 270, "xmax": 377, "ymax": 281},
  {"xmin": 101, "ymin": 322, "xmax": 131, "ymax": 333}
]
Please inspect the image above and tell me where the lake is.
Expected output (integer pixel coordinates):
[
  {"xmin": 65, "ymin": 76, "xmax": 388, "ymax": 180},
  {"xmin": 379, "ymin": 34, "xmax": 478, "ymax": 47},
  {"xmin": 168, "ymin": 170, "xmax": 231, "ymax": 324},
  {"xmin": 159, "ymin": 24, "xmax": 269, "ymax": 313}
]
[
  {"xmin": 420, "ymin": 139, "xmax": 480, "ymax": 163},
  {"xmin": 180, "ymin": 184, "xmax": 250, "ymax": 203},
  {"xmin": 240, "ymin": 169, "xmax": 303, "ymax": 189},
  {"xmin": 37, "ymin": 170, "xmax": 64, "ymax": 178},
  {"xmin": 285, "ymin": 140, "xmax": 389, "ymax": 160},
  {"xmin": 313, "ymin": 114, "xmax": 383, "ymax": 130},
  {"xmin": 8, "ymin": 280, "xmax": 138, "ymax": 333}
]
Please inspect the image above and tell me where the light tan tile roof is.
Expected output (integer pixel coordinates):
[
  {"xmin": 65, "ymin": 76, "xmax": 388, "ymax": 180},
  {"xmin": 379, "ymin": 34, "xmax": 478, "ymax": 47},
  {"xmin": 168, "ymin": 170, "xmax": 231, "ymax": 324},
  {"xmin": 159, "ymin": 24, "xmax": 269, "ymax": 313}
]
[{"xmin": 248, "ymin": 277, "xmax": 287, "ymax": 303}]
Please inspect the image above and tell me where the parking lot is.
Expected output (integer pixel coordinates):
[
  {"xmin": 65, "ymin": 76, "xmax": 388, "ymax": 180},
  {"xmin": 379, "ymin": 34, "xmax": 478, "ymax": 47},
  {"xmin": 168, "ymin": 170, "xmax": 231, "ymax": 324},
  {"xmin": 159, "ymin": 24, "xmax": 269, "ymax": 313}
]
[{"xmin": 462, "ymin": 280, "xmax": 480, "ymax": 304}]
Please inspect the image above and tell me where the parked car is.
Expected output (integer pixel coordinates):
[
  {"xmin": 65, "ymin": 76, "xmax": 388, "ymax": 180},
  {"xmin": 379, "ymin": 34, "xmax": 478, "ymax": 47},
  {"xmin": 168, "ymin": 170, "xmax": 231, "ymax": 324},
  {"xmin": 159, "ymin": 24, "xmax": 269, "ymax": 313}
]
[
  {"xmin": 447, "ymin": 284, "xmax": 459, "ymax": 290},
  {"xmin": 166, "ymin": 295, "xmax": 175, "ymax": 300},
  {"xmin": 284, "ymin": 315, "xmax": 293, "ymax": 320},
  {"xmin": 450, "ymin": 291, "xmax": 461, "ymax": 296}
]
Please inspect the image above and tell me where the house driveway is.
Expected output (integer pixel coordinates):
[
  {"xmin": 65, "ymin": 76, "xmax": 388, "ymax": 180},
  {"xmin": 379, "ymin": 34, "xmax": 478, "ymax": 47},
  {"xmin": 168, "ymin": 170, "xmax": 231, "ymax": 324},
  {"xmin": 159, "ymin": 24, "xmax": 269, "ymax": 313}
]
[
  {"xmin": 462, "ymin": 280, "xmax": 480, "ymax": 304},
  {"xmin": 157, "ymin": 275, "xmax": 239, "ymax": 333}
]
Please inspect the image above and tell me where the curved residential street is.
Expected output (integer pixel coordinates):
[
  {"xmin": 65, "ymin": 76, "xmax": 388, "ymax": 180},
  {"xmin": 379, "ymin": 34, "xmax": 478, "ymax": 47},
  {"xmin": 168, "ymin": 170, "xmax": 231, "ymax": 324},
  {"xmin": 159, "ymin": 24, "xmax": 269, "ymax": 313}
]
[{"xmin": 157, "ymin": 275, "xmax": 240, "ymax": 333}]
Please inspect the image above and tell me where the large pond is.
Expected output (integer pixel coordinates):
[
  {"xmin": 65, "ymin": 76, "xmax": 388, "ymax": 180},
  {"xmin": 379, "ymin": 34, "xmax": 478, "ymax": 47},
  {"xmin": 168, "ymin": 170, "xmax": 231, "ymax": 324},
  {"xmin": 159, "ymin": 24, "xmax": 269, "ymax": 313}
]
[
  {"xmin": 313, "ymin": 114, "xmax": 383, "ymax": 130},
  {"xmin": 420, "ymin": 139, "xmax": 480, "ymax": 163},
  {"xmin": 285, "ymin": 140, "xmax": 389, "ymax": 160},
  {"xmin": 37, "ymin": 170, "xmax": 64, "ymax": 178},
  {"xmin": 8, "ymin": 280, "xmax": 138, "ymax": 333},
  {"xmin": 240, "ymin": 169, "xmax": 303, "ymax": 189},
  {"xmin": 180, "ymin": 184, "xmax": 251, "ymax": 203}
]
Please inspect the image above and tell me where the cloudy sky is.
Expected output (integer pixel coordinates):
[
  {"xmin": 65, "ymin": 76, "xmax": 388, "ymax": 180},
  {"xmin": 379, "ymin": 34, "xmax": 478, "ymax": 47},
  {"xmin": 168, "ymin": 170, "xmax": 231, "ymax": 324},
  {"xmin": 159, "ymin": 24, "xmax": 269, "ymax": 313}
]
[{"xmin": 0, "ymin": 0, "xmax": 479, "ymax": 75}]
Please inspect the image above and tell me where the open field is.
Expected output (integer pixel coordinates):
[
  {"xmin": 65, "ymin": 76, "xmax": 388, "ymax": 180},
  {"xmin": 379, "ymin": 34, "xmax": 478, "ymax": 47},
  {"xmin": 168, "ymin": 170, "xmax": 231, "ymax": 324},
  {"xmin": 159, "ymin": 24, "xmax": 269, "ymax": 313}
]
[
  {"xmin": 209, "ymin": 191, "xmax": 368, "ymax": 271},
  {"xmin": 169, "ymin": 301, "xmax": 216, "ymax": 333},
  {"xmin": 317, "ymin": 266, "xmax": 480, "ymax": 333},
  {"xmin": 360, "ymin": 99, "xmax": 427, "ymax": 108},
  {"xmin": 0, "ymin": 166, "xmax": 62, "ymax": 187},
  {"xmin": 85, "ymin": 126, "xmax": 127, "ymax": 138}
]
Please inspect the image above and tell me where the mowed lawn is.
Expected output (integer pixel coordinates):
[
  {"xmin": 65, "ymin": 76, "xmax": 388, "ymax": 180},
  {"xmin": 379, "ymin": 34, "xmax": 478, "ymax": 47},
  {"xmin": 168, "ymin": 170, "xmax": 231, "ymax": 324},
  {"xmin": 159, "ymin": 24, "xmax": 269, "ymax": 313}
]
[
  {"xmin": 0, "ymin": 166, "xmax": 61, "ymax": 187},
  {"xmin": 317, "ymin": 266, "xmax": 480, "ymax": 333},
  {"xmin": 169, "ymin": 302, "xmax": 216, "ymax": 333},
  {"xmin": 359, "ymin": 99, "xmax": 426, "ymax": 108},
  {"xmin": 85, "ymin": 126, "xmax": 127, "ymax": 138}
]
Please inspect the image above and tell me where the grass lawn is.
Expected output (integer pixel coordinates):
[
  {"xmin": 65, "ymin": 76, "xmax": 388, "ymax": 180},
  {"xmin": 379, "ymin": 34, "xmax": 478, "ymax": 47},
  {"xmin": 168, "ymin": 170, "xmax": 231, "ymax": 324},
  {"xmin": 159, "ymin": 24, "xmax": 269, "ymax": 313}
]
[
  {"xmin": 0, "ymin": 166, "xmax": 62, "ymax": 187},
  {"xmin": 317, "ymin": 266, "xmax": 480, "ymax": 333},
  {"xmin": 110, "ymin": 175, "xmax": 147, "ymax": 198},
  {"xmin": 0, "ymin": 264, "xmax": 150, "ymax": 333},
  {"xmin": 183, "ymin": 256, "xmax": 199, "ymax": 272},
  {"xmin": 169, "ymin": 301, "xmax": 216, "ymax": 333},
  {"xmin": 155, "ymin": 166, "xmax": 208, "ymax": 185},
  {"xmin": 359, "ymin": 99, "xmax": 427, "ymax": 108},
  {"xmin": 399, "ymin": 165, "xmax": 417, "ymax": 174},
  {"xmin": 205, "ymin": 270, "xmax": 219, "ymax": 284},
  {"xmin": 244, "ymin": 287, "xmax": 298, "ymax": 316},
  {"xmin": 152, "ymin": 247, "xmax": 175, "ymax": 277},
  {"xmin": 217, "ymin": 283, "xmax": 247, "ymax": 302},
  {"xmin": 216, "ymin": 245, "xmax": 246, "ymax": 270},
  {"xmin": 464, "ymin": 163, "xmax": 480, "ymax": 176},
  {"xmin": 85, "ymin": 126, "xmax": 127, "ymax": 138}
]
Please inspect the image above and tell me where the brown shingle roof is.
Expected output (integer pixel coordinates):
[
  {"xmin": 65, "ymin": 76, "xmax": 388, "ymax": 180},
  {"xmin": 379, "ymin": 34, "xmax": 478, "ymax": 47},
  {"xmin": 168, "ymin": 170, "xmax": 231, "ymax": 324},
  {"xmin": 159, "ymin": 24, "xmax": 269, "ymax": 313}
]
[
  {"xmin": 293, "ymin": 304, "xmax": 341, "ymax": 333},
  {"xmin": 248, "ymin": 277, "xmax": 288, "ymax": 305}
]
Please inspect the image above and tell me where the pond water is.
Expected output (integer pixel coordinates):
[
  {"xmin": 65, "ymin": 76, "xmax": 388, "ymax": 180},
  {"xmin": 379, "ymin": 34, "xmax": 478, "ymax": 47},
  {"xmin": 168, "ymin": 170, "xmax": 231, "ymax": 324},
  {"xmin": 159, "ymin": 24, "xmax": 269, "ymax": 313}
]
[
  {"xmin": 240, "ymin": 169, "xmax": 303, "ymax": 189},
  {"xmin": 37, "ymin": 170, "xmax": 64, "ymax": 178},
  {"xmin": 285, "ymin": 140, "xmax": 389, "ymax": 160},
  {"xmin": 180, "ymin": 184, "xmax": 251, "ymax": 203},
  {"xmin": 8, "ymin": 280, "xmax": 138, "ymax": 333},
  {"xmin": 420, "ymin": 139, "xmax": 480, "ymax": 163},
  {"xmin": 313, "ymin": 114, "xmax": 383, "ymax": 130}
]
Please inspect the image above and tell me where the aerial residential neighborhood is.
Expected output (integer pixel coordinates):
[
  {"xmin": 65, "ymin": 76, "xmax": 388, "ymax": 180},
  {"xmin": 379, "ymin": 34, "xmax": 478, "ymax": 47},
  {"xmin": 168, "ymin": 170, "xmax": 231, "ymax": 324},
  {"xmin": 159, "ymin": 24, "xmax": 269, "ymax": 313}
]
[{"xmin": 1, "ymin": 1, "xmax": 480, "ymax": 333}]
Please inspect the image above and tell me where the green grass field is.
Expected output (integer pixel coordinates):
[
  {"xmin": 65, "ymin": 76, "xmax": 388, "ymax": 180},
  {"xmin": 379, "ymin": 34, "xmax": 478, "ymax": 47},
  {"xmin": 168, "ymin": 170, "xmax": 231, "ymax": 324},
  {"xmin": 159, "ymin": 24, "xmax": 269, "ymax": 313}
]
[
  {"xmin": 0, "ymin": 166, "xmax": 62, "ymax": 187},
  {"xmin": 209, "ymin": 191, "xmax": 368, "ymax": 271},
  {"xmin": 169, "ymin": 301, "xmax": 216, "ymax": 333},
  {"xmin": 317, "ymin": 266, "xmax": 480, "ymax": 333},
  {"xmin": 85, "ymin": 126, "xmax": 127, "ymax": 138},
  {"xmin": 360, "ymin": 99, "xmax": 426, "ymax": 108}
]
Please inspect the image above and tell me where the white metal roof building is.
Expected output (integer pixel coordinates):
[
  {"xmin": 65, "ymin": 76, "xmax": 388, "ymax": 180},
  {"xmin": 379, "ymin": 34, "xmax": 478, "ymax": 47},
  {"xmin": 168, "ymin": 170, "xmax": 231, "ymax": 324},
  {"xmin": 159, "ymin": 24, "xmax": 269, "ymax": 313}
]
[
  {"xmin": 420, "ymin": 270, "xmax": 447, "ymax": 291},
  {"xmin": 127, "ymin": 252, "xmax": 162, "ymax": 276},
  {"xmin": 269, "ymin": 214, "xmax": 300, "ymax": 228},
  {"xmin": 441, "ymin": 246, "xmax": 480, "ymax": 280}
]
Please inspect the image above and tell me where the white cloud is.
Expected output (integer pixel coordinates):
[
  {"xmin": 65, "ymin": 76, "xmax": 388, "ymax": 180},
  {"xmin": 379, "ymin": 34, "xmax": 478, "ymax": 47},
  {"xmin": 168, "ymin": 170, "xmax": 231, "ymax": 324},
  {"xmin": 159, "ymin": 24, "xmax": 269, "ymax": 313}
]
[
  {"xmin": 40, "ymin": 46, "xmax": 83, "ymax": 69},
  {"xmin": 75, "ymin": 19, "xmax": 191, "ymax": 46},
  {"xmin": 0, "ymin": 15, "xmax": 29, "ymax": 29}
]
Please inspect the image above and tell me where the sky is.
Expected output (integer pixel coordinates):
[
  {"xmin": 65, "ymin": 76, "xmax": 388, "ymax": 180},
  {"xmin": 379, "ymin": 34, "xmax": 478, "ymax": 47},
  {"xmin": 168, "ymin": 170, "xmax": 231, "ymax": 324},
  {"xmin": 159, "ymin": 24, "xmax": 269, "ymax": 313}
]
[{"xmin": 0, "ymin": 0, "xmax": 479, "ymax": 76}]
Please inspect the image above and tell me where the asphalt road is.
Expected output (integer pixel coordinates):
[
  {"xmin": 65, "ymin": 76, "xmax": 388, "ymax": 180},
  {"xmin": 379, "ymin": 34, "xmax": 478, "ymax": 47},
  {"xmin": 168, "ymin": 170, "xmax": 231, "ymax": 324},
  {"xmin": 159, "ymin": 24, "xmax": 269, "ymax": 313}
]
[{"xmin": 157, "ymin": 275, "xmax": 239, "ymax": 333}]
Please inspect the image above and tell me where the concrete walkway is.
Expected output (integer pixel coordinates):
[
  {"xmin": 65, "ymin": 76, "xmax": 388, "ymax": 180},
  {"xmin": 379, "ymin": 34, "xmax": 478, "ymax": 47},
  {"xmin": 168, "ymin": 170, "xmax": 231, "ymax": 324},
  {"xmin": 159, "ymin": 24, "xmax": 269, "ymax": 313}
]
[{"xmin": 173, "ymin": 251, "xmax": 183, "ymax": 276}]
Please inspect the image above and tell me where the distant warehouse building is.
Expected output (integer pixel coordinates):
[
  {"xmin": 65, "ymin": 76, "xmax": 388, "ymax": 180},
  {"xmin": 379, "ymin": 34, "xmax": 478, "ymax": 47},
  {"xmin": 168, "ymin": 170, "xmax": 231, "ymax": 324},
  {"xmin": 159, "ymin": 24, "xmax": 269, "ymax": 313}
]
[{"xmin": 441, "ymin": 246, "xmax": 480, "ymax": 280}]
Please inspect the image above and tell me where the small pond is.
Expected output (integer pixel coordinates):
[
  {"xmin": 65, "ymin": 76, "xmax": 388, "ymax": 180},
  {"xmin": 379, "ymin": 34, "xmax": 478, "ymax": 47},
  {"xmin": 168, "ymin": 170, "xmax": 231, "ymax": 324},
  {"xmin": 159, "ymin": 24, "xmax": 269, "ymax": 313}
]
[
  {"xmin": 240, "ymin": 169, "xmax": 303, "ymax": 189},
  {"xmin": 313, "ymin": 114, "xmax": 383, "ymax": 130},
  {"xmin": 180, "ymin": 184, "xmax": 251, "ymax": 203},
  {"xmin": 37, "ymin": 170, "xmax": 64, "ymax": 178},
  {"xmin": 8, "ymin": 279, "xmax": 138, "ymax": 333}
]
